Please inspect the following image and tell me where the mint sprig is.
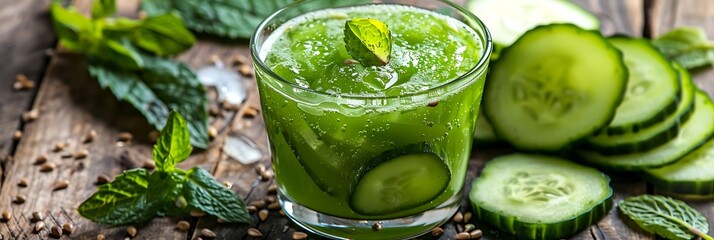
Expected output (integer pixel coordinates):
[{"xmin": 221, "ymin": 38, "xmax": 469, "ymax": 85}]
[
  {"xmin": 344, "ymin": 18, "xmax": 392, "ymax": 66},
  {"xmin": 78, "ymin": 112, "xmax": 250, "ymax": 225},
  {"xmin": 619, "ymin": 194, "xmax": 712, "ymax": 240}
]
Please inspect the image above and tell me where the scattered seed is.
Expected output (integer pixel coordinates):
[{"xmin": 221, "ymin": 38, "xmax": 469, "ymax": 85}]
[
  {"xmin": 53, "ymin": 180, "xmax": 69, "ymax": 191},
  {"xmin": 279, "ymin": 210, "xmax": 285, "ymax": 216},
  {"xmin": 175, "ymin": 221, "xmax": 190, "ymax": 232},
  {"xmin": 258, "ymin": 209, "xmax": 269, "ymax": 221},
  {"xmin": 247, "ymin": 228, "xmax": 262, "ymax": 237},
  {"xmin": 210, "ymin": 54, "xmax": 222, "ymax": 65},
  {"xmin": 97, "ymin": 234, "xmax": 106, "ymax": 240},
  {"xmin": 117, "ymin": 132, "xmax": 133, "ymax": 142},
  {"xmin": 17, "ymin": 178, "xmax": 29, "ymax": 187},
  {"xmin": 22, "ymin": 109, "xmax": 39, "ymax": 122},
  {"xmin": 469, "ymin": 229, "xmax": 483, "ymax": 239},
  {"xmin": 453, "ymin": 212, "xmax": 464, "ymax": 223},
  {"xmin": 292, "ymin": 231, "xmax": 308, "ymax": 240},
  {"xmin": 74, "ymin": 149, "xmax": 89, "ymax": 159},
  {"xmin": 148, "ymin": 131, "xmax": 159, "ymax": 142},
  {"xmin": 53, "ymin": 142, "xmax": 66, "ymax": 152},
  {"xmin": 221, "ymin": 100, "xmax": 239, "ymax": 111},
  {"xmin": 127, "ymin": 226, "xmax": 137, "ymax": 237},
  {"xmin": 264, "ymin": 195, "xmax": 276, "ymax": 203},
  {"xmin": 222, "ymin": 181, "xmax": 233, "ymax": 189},
  {"xmin": 217, "ymin": 218, "xmax": 226, "ymax": 224},
  {"xmin": 32, "ymin": 211, "xmax": 44, "ymax": 222},
  {"xmin": 12, "ymin": 130, "xmax": 22, "ymax": 141},
  {"xmin": 208, "ymin": 126, "xmax": 217, "ymax": 139},
  {"xmin": 201, "ymin": 228, "xmax": 217, "ymax": 238},
  {"xmin": 464, "ymin": 212, "xmax": 472, "ymax": 223},
  {"xmin": 267, "ymin": 184, "xmax": 277, "ymax": 194},
  {"xmin": 34, "ymin": 221, "xmax": 45, "ymax": 232},
  {"xmin": 246, "ymin": 205, "xmax": 257, "ymax": 213},
  {"xmin": 12, "ymin": 195, "xmax": 25, "ymax": 204},
  {"xmin": 372, "ymin": 223, "xmax": 382, "ymax": 232},
  {"xmin": 62, "ymin": 223, "xmax": 74, "ymax": 234},
  {"xmin": 238, "ymin": 65, "xmax": 253, "ymax": 76},
  {"xmin": 232, "ymin": 54, "xmax": 248, "ymax": 65},
  {"xmin": 60, "ymin": 152, "xmax": 73, "ymax": 158},
  {"xmin": 34, "ymin": 155, "xmax": 48, "ymax": 165},
  {"xmin": 96, "ymin": 175, "xmax": 110, "ymax": 185},
  {"xmin": 13, "ymin": 74, "xmax": 35, "ymax": 90},
  {"xmin": 431, "ymin": 227, "xmax": 444, "ymax": 237},
  {"xmin": 142, "ymin": 159, "xmax": 156, "ymax": 170},
  {"xmin": 428, "ymin": 101, "xmax": 439, "ymax": 107},
  {"xmin": 84, "ymin": 130, "xmax": 97, "ymax": 143},
  {"xmin": 1, "ymin": 211, "xmax": 11, "ymax": 222},
  {"xmin": 40, "ymin": 162, "xmax": 55, "ymax": 172},
  {"xmin": 257, "ymin": 166, "xmax": 273, "ymax": 181},
  {"xmin": 249, "ymin": 200, "xmax": 266, "ymax": 208},
  {"xmin": 455, "ymin": 232, "xmax": 471, "ymax": 240},
  {"xmin": 208, "ymin": 106, "xmax": 221, "ymax": 117},
  {"xmin": 243, "ymin": 107, "xmax": 259, "ymax": 118},
  {"xmin": 190, "ymin": 209, "xmax": 206, "ymax": 217},
  {"xmin": 268, "ymin": 202, "xmax": 280, "ymax": 210},
  {"xmin": 50, "ymin": 226, "xmax": 62, "ymax": 238},
  {"xmin": 464, "ymin": 223, "xmax": 476, "ymax": 232}
]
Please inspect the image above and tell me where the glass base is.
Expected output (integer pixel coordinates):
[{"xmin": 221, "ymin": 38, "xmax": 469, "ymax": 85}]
[{"xmin": 278, "ymin": 191, "xmax": 461, "ymax": 240}]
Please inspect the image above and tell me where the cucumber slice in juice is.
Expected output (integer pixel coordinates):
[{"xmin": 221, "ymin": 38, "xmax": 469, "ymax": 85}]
[
  {"xmin": 577, "ymin": 91, "xmax": 714, "ymax": 170},
  {"xmin": 586, "ymin": 63, "xmax": 695, "ymax": 154},
  {"xmin": 603, "ymin": 37, "xmax": 681, "ymax": 134},
  {"xmin": 469, "ymin": 154, "xmax": 613, "ymax": 240},
  {"xmin": 350, "ymin": 153, "xmax": 450, "ymax": 215},
  {"xmin": 467, "ymin": 0, "xmax": 599, "ymax": 48},
  {"xmin": 645, "ymin": 135, "xmax": 714, "ymax": 195},
  {"xmin": 484, "ymin": 24, "xmax": 627, "ymax": 151}
]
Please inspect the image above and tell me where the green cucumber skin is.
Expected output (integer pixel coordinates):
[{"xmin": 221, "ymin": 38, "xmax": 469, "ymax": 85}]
[
  {"xmin": 584, "ymin": 65, "xmax": 696, "ymax": 154},
  {"xmin": 601, "ymin": 36, "xmax": 682, "ymax": 135},
  {"xmin": 471, "ymin": 194, "xmax": 613, "ymax": 240},
  {"xmin": 484, "ymin": 24, "xmax": 628, "ymax": 152},
  {"xmin": 644, "ymin": 173, "xmax": 714, "ymax": 196}
]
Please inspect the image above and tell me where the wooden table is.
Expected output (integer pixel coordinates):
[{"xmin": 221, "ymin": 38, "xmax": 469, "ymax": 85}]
[{"xmin": 1, "ymin": 0, "xmax": 712, "ymax": 239}]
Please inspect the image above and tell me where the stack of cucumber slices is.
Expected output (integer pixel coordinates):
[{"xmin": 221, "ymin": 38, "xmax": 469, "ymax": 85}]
[{"xmin": 467, "ymin": 0, "xmax": 714, "ymax": 239}]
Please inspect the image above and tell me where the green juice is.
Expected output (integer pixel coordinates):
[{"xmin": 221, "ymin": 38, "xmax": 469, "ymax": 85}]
[{"xmin": 255, "ymin": 3, "xmax": 487, "ymax": 238}]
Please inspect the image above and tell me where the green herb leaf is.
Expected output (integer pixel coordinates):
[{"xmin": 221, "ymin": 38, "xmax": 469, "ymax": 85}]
[
  {"xmin": 344, "ymin": 18, "xmax": 392, "ymax": 66},
  {"xmin": 96, "ymin": 39, "xmax": 144, "ymax": 70},
  {"xmin": 147, "ymin": 170, "xmax": 188, "ymax": 216},
  {"xmin": 88, "ymin": 44, "xmax": 209, "ymax": 148},
  {"xmin": 135, "ymin": 14, "xmax": 197, "ymax": 55},
  {"xmin": 78, "ymin": 169, "xmax": 158, "ymax": 225},
  {"xmin": 50, "ymin": 2, "xmax": 92, "ymax": 52},
  {"xmin": 619, "ymin": 195, "xmax": 712, "ymax": 240},
  {"xmin": 91, "ymin": 0, "xmax": 116, "ymax": 19},
  {"xmin": 183, "ymin": 167, "xmax": 250, "ymax": 223},
  {"xmin": 653, "ymin": 27, "xmax": 714, "ymax": 70},
  {"xmin": 153, "ymin": 111, "xmax": 192, "ymax": 171}
]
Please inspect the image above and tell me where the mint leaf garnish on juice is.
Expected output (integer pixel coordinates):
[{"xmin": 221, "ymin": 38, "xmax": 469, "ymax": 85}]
[{"xmin": 344, "ymin": 18, "xmax": 392, "ymax": 66}]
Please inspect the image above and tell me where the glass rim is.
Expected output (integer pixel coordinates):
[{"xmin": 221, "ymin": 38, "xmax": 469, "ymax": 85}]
[{"xmin": 250, "ymin": 0, "xmax": 493, "ymax": 101}]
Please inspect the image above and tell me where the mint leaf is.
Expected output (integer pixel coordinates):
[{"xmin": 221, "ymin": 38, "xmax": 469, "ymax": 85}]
[
  {"xmin": 96, "ymin": 39, "xmax": 144, "ymax": 70},
  {"xmin": 88, "ymin": 44, "xmax": 209, "ymax": 149},
  {"xmin": 153, "ymin": 111, "xmax": 192, "ymax": 170},
  {"xmin": 135, "ymin": 14, "xmax": 196, "ymax": 55},
  {"xmin": 619, "ymin": 195, "xmax": 712, "ymax": 240},
  {"xmin": 344, "ymin": 18, "xmax": 392, "ymax": 66},
  {"xmin": 78, "ymin": 169, "xmax": 158, "ymax": 224},
  {"xmin": 50, "ymin": 2, "xmax": 92, "ymax": 52},
  {"xmin": 92, "ymin": 0, "xmax": 116, "ymax": 19},
  {"xmin": 147, "ymin": 170, "xmax": 189, "ymax": 216},
  {"xmin": 653, "ymin": 27, "xmax": 714, "ymax": 69},
  {"xmin": 183, "ymin": 167, "xmax": 250, "ymax": 223}
]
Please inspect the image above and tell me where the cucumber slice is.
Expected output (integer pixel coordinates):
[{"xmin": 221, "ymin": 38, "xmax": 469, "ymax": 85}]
[
  {"xmin": 644, "ymin": 136, "xmax": 714, "ymax": 195},
  {"xmin": 585, "ymin": 64, "xmax": 695, "ymax": 154},
  {"xmin": 469, "ymin": 154, "xmax": 613, "ymax": 240},
  {"xmin": 576, "ymin": 91, "xmax": 714, "ymax": 170},
  {"xmin": 603, "ymin": 37, "xmax": 681, "ymax": 134},
  {"xmin": 467, "ymin": 0, "xmax": 599, "ymax": 48},
  {"xmin": 350, "ymin": 153, "xmax": 450, "ymax": 215},
  {"xmin": 473, "ymin": 110, "xmax": 502, "ymax": 144},
  {"xmin": 484, "ymin": 24, "xmax": 627, "ymax": 151}
]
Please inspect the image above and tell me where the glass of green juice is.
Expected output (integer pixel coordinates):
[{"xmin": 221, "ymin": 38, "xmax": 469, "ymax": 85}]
[{"xmin": 251, "ymin": 0, "xmax": 491, "ymax": 239}]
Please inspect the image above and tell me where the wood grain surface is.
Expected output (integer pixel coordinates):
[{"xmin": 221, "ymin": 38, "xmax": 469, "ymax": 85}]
[{"xmin": 0, "ymin": 0, "xmax": 712, "ymax": 239}]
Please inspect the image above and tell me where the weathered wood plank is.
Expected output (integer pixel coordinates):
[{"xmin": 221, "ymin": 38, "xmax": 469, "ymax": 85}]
[
  {"xmin": 651, "ymin": 0, "xmax": 714, "ymax": 234},
  {"xmin": 0, "ymin": 0, "xmax": 243, "ymax": 239},
  {"xmin": 0, "ymin": 0, "xmax": 56, "ymax": 180}
]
